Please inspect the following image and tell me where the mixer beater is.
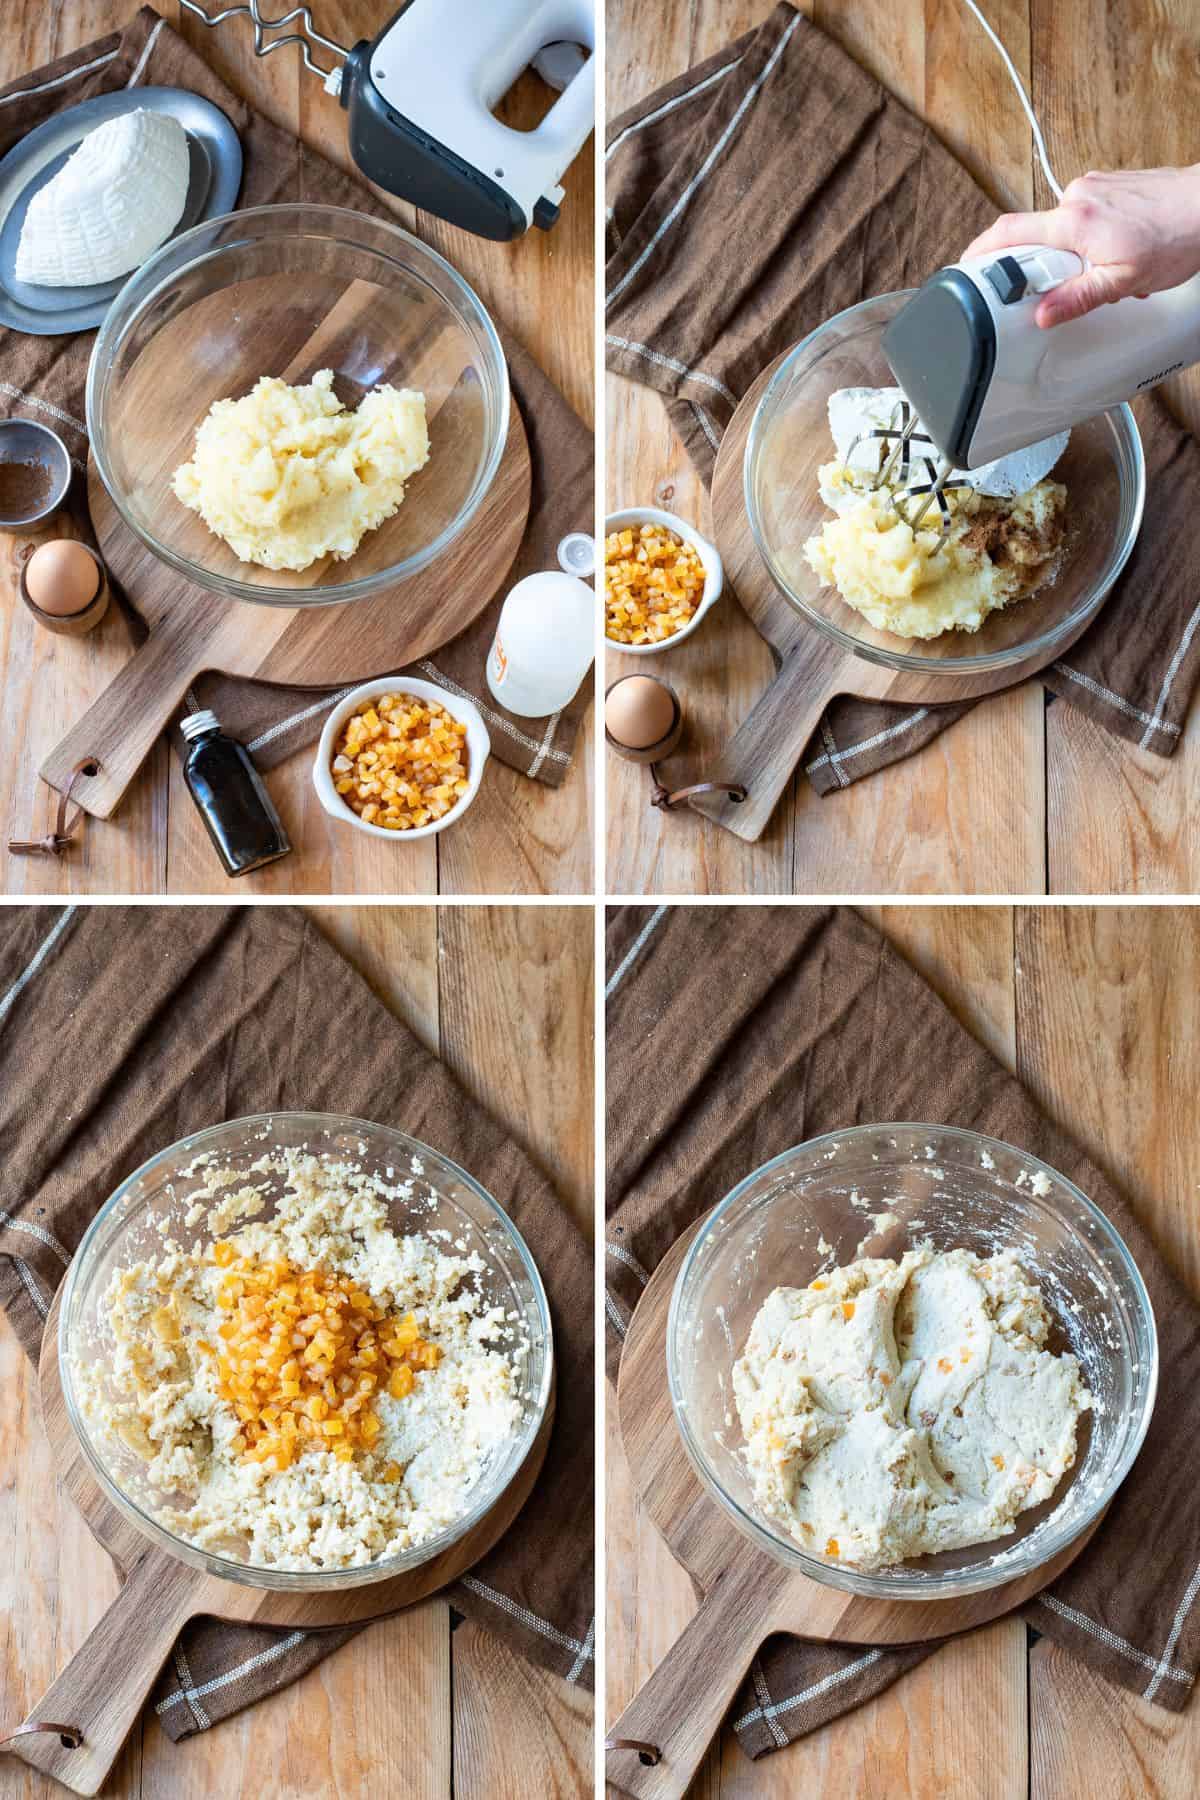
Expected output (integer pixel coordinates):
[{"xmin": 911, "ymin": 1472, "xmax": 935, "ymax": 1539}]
[{"xmin": 839, "ymin": 397, "xmax": 973, "ymax": 552}]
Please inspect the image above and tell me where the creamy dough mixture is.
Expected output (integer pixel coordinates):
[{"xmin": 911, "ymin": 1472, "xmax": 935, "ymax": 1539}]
[
  {"xmin": 732, "ymin": 1247, "xmax": 1090, "ymax": 1571},
  {"xmin": 77, "ymin": 1149, "xmax": 523, "ymax": 1570},
  {"xmin": 172, "ymin": 368, "xmax": 430, "ymax": 572},
  {"xmin": 805, "ymin": 465, "xmax": 1067, "ymax": 641}
]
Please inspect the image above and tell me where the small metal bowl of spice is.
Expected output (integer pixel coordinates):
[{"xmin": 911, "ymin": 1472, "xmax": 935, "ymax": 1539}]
[
  {"xmin": 313, "ymin": 677, "xmax": 491, "ymax": 840},
  {"xmin": 0, "ymin": 418, "xmax": 72, "ymax": 532},
  {"xmin": 605, "ymin": 506, "xmax": 723, "ymax": 654}
]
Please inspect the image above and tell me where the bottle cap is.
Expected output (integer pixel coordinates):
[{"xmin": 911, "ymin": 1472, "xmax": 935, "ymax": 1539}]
[
  {"xmin": 556, "ymin": 532, "xmax": 595, "ymax": 578},
  {"xmin": 180, "ymin": 709, "xmax": 221, "ymax": 742}
]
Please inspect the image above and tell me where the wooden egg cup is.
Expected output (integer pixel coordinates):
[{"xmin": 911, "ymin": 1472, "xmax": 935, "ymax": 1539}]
[
  {"xmin": 10, "ymin": 1287, "xmax": 553, "ymax": 1796},
  {"xmin": 19, "ymin": 543, "xmax": 109, "ymax": 637},
  {"xmin": 606, "ymin": 1216, "xmax": 1103, "ymax": 1800}
]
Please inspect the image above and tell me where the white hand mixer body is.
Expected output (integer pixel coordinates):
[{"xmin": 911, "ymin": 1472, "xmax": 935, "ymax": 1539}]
[
  {"xmin": 345, "ymin": 0, "xmax": 595, "ymax": 239},
  {"xmin": 883, "ymin": 246, "xmax": 1200, "ymax": 476},
  {"xmin": 181, "ymin": 0, "xmax": 595, "ymax": 241}
]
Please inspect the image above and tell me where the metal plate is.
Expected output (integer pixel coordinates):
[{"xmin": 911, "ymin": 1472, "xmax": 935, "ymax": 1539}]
[{"xmin": 0, "ymin": 86, "xmax": 242, "ymax": 337}]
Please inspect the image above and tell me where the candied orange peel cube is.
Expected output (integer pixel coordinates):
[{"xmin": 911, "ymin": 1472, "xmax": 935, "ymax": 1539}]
[{"xmin": 198, "ymin": 1245, "xmax": 441, "ymax": 1469}]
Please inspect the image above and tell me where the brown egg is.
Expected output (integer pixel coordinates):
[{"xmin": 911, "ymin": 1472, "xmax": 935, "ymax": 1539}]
[
  {"xmin": 25, "ymin": 539, "xmax": 100, "ymax": 616},
  {"xmin": 605, "ymin": 674, "xmax": 676, "ymax": 750}
]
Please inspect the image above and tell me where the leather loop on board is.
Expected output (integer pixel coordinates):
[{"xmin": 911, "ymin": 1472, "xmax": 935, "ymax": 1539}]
[
  {"xmin": 8, "ymin": 758, "xmax": 99, "ymax": 856},
  {"xmin": 649, "ymin": 764, "xmax": 747, "ymax": 810},
  {"xmin": 0, "ymin": 1721, "xmax": 84, "ymax": 1751},
  {"xmin": 604, "ymin": 1735, "xmax": 662, "ymax": 1765}
]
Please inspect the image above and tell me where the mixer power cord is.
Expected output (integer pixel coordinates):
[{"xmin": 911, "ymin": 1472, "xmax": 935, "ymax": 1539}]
[{"xmin": 960, "ymin": 0, "xmax": 1065, "ymax": 201}]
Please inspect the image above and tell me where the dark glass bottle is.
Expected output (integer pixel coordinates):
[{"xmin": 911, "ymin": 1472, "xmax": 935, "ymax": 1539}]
[{"xmin": 180, "ymin": 710, "xmax": 291, "ymax": 878}]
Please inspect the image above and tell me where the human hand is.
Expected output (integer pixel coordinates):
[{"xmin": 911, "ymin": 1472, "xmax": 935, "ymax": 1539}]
[{"xmin": 962, "ymin": 166, "xmax": 1200, "ymax": 327}]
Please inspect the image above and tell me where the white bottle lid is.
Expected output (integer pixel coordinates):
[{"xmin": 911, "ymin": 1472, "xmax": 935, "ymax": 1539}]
[{"xmin": 556, "ymin": 532, "xmax": 595, "ymax": 578}]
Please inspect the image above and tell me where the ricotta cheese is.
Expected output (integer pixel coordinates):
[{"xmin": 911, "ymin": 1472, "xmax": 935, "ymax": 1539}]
[
  {"xmin": 824, "ymin": 387, "xmax": 1069, "ymax": 505},
  {"xmin": 16, "ymin": 110, "xmax": 189, "ymax": 288},
  {"xmin": 732, "ymin": 1246, "xmax": 1090, "ymax": 1571},
  {"xmin": 77, "ymin": 1148, "xmax": 524, "ymax": 1571}
]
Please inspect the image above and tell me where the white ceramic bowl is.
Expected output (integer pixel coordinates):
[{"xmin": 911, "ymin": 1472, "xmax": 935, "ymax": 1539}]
[
  {"xmin": 313, "ymin": 676, "xmax": 490, "ymax": 840},
  {"xmin": 605, "ymin": 505, "xmax": 723, "ymax": 654}
]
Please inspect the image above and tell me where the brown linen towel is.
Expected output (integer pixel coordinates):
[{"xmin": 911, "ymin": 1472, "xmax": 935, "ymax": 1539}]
[
  {"xmin": 606, "ymin": 4, "xmax": 1200, "ymax": 793},
  {"xmin": 0, "ymin": 8, "xmax": 591, "ymax": 791},
  {"xmin": 0, "ymin": 906, "xmax": 593, "ymax": 1742},
  {"xmin": 605, "ymin": 904, "xmax": 1200, "ymax": 1763}
]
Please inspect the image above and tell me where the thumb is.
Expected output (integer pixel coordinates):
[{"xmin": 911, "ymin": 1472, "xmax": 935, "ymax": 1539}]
[{"xmin": 1036, "ymin": 265, "xmax": 1126, "ymax": 327}]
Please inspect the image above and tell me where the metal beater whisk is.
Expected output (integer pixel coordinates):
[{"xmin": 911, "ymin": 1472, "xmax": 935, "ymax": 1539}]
[
  {"xmin": 180, "ymin": 0, "xmax": 348, "ymax": 89},
  {"xmin": 841, "ymin": 397, "xmax": 972, "ymax": 552}
]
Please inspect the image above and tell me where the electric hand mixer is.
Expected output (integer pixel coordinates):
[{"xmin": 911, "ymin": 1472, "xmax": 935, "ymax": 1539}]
[
  {"xmin": 839, "ymin": 0, "xmax": 1200, "ymax": 543},
  {"xmin": 839, "ymin": 250, "xmax": 1200, "ymax": 547},
  {"xmin": 182, "ymin": 0, "xmax": 595, "ymax": 240}
]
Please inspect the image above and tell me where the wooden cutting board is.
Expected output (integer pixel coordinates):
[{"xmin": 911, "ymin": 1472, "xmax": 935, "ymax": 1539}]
[
  {"xmin": 8, "ymin": 1287, "xmax": 553, "ymax": 1796},
  {"xmin": 38, "ymin": 273, "xmax": 531, "ymax": 821},
  {"xmin": 690, "ymin": 355, "xmax": 1115, "ymax": 841},
  {"xmin": 606, "ymin": 1217, "xmax": 1103, "ymax": 1800}
]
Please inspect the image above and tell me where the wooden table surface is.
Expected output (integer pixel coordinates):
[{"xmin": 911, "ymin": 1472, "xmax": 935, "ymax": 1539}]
[
  {"xmin": 605, "ymin": 0, "xmax": 1200, "ymax": 896},
  {"xmin": 0, "ymin": 1, "xmax": 594, "ymax": 898},
  {"xmin": 1, "ymin": 904, "xmax": 594, "ymax": 1799},
  {"xmin": 607, "ymin": 904, "xmax": 1200, "ymax": 1797}
]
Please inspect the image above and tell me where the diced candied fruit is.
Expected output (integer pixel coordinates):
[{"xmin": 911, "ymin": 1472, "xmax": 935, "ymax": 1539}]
[
  {"xmin": 604, "ymin": 522, "xmax": 705, "ymax": 645},
  {"xmin": 331, "ymin": 693, "xmax": 469, "ymax": 832},
  {"xmin": 198, "ymin": 1247, "xmax": 440, "ymax": 1469}
]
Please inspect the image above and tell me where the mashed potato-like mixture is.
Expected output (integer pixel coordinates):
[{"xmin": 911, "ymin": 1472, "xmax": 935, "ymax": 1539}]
[
  {"xmin": 732, "ymin": 1246, "xmax": 1090, "ymax": 1572},
  {"xmin": 172, "ymin": 368, "xmax": 430, "ymax": 572},
  {"xmin": 805, "ymin": 462, "xmax": 1066, "ymax": 640},
  {"xmin": 76, "ymin": 1148, "xmax": 524, "ymax": 1571}
]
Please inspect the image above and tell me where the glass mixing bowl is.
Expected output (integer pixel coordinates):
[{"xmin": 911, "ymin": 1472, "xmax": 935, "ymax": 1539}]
[
  {"xmin": 87, "ymin": 204, "xmax": 509, "ymax": 608},
  {"xmin": 668, "ymin": 1124, "xmax": 1156, "ymax": 1600},
  {"xmin": 744, "ymin": 294, "xmax": 1145, "ymax": 674},
  {"xmin": 59, "ymin": 1113, "xmax": 552, "ymax": 1590}
]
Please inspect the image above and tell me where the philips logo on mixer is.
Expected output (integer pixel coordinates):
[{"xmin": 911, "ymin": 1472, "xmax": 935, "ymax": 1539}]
[{"xmin": 1136, "ymin": 361, "xmax": 1185, "ymax": 391}]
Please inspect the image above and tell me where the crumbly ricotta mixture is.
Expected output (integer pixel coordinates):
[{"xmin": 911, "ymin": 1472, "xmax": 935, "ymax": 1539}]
[
  {"xmin": 732, "ymin": 1246, "xmax": 1090, "ymax": 1571},
  {"xmin": 172, "ymin": 368, "xmax": 430, "ymax": 572},
  {"xmin": 804, "ymin": 464, "xmax": 1067, "ymax": 640},
  {"xmin": 77, "ymin": 1149, "xmax": 522, "ymax": 1570}
]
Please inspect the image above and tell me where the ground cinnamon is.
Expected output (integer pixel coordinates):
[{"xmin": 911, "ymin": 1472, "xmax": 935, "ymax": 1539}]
[{"xmin": 0, "ymin": 457, "xmax": 53, "ymax": 520}]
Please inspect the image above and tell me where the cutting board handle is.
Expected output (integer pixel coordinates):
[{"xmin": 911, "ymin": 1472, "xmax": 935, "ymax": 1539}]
[
  {"xmin": 6, "ymin": 1546, "xmax": 205, "ymax": 1795},
  {"xmin": 38, "ymin": 605, "xmax": 255, "ymax": 821},
  {"xmin": 605, "ymin": 1558, "xmax": 786, "ymax": 1800},
  {"xmin": 686, "ymin": 640, "xmax": 846, "ymax": 842}
]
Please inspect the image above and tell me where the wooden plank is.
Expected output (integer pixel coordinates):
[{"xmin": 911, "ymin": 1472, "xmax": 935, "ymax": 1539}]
[
  {"xmin": 1031, "ymin": 1638, "xmax": 1200, "ymax": 1800},
  {"xmin": 605, "ymin": 379, "xmax": 793, "ymax": 898},
  {"xmin": 1016, "ymin": 905, "xmax": 1200, "ymax": 1798},
  {"xmin": 136, "ymin": 1604, "xmax": 451, "ymax": 1800},
  {"xmin": 304, "ymin": 905, "xmax": 440, "ymax": 1050},
  {"xmin": 453, "ymin": 1621, "xmax": 593, "ymax": 1800},
  {"xmin": 605, "ymin": 1394, "xmax": 722, "ymax": 1800},
  {"xmin": 1013, "ymin": 905, "xmax": 1200, "ymax": 1311},
  {"xmin": 435, "ymin": 906, "xmax": 594, "ymax": 1235},
  {"xmin": 723, "ymin": 1619, "xmax": 1027, "ymax": 1800},
  {"xmin": 792, "ymin": 686, "xmax": 1044, "ymax": 895},
  {"xmin": 436, "ymin": 905, "xmax": 593, "ymax": 1796},
  {"xmin": 0, "ymin": 1306, "xmax": 140, "ymax": 1800},
  {"xmin": 1036, "ymin": 0, "xmax": 1200, "ymax": 893}
]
